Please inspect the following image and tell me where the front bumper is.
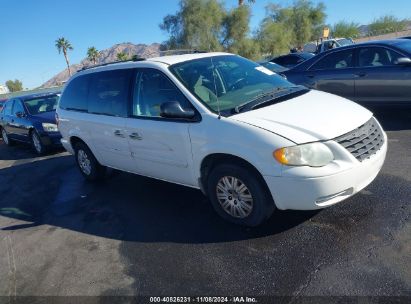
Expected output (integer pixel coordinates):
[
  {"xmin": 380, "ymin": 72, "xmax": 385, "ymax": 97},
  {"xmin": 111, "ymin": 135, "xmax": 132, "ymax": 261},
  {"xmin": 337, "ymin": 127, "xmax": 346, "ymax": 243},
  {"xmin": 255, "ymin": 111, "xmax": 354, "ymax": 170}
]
[
  {"xmin": 39, "ymin": 131, "xmax": 62, "ymax": 147},
  {"xmin": 264, "ymin": 139, "xmax": 387, "ymax": 210},
  {"xmin": 61, "ymin": 138, "xmax": 74, "ymax": 154}
]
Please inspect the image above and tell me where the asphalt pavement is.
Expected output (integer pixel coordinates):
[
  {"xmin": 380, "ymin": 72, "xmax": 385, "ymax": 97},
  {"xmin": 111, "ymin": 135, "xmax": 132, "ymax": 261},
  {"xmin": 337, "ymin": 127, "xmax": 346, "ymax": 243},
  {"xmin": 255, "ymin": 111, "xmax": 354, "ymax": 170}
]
[{"xmin": 0, "ymin": 109, "xmax": 410, "ymax": 301}]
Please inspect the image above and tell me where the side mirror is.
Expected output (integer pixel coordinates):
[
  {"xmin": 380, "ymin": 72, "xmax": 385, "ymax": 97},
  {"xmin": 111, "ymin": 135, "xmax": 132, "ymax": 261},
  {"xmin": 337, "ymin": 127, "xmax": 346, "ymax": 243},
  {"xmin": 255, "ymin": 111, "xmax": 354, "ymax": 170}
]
[
  {"xmin": 396, "ymin": 57, "xmax": 411, "ymax": 66},
  {"xmin": 160, "ymin": 101, "xmax": 195, "ymax": 120},
  {"xmin": 16, "ymin": 111, "xmax": 26, "ymax": 118}
]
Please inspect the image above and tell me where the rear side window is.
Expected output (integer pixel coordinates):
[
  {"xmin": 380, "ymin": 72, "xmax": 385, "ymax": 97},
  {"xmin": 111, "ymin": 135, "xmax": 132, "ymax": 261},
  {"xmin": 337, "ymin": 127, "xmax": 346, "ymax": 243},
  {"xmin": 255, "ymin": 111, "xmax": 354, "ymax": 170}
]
[
  {"xmin": 2, "ymin": 101, "xmax": 13, "ymax": 115},
  {"xmin": 59, "ymin": 75, "xmax": 90, "ymax": 111},
  {"xmin": 88, "ymin": 69, "xmax": 132, "ymax": 117},
  {"xmin": 310, "ymin": 49, "xmax": 354, "ymax": 70}
]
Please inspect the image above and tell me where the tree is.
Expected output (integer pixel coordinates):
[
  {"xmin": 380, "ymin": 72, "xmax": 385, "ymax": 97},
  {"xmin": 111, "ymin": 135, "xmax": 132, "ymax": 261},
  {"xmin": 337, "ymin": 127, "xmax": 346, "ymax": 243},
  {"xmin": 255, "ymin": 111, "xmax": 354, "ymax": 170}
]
[
  {"xmin": 116, "ymin": 52, "xmax": 129, "ymax": 61},
  {"xmin": 5, "ymin": 79, "xmax": 23, "ymax": 92},
  {"xmin": 332, "ymin": 21, "xmax": 359, "ymax": 38},
  {"xmin": 222, "ymin": 5, "xmax": 259, "ymax": 59},
  {"xmin": 263, "ymin": 1, "xmax": 326, "ymax": 48},
  {"xmin": 55, "ymin": 37, "xmax": 74, "ymax": 76},
  {"xmin": 160, "ymin": 0, "xmax": 225, "ymax": 51},
  {"xmin": 256, "ymin": 20, "xmax": 293, "ymax": 57},
  {"xmin": 368, "ymin": 15, "xmax": 407, "ymax": 36},
  {"xmin": 238, "ymin": 0, "xmax": 255, "ymax": 6},
  {"xmin": 87, "ymin": 47, "xmax": 100, "ymax": 65}
]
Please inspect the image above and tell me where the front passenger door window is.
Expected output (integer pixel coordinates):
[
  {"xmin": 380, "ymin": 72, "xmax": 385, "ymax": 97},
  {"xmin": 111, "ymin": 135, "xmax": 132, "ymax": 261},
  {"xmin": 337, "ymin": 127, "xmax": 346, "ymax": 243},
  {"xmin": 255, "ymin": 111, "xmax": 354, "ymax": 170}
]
[
  {"xmin": 358, "ymin": 47, "xmax": 402, "ymax": 67},
  {"xmin": 133, "ymin": 69, "xmax": 191, "ymax": 118},
  {"xmin": 12, "ymin": 100, "xmax": 24, "ymax": 116}
]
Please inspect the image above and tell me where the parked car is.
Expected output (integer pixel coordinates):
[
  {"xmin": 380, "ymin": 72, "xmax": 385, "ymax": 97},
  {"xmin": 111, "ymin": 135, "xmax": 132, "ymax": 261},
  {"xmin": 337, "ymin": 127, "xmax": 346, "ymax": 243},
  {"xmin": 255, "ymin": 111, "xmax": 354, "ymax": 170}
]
[
  {"xmin": 257, "ymin": 61, "xmax": 288, "ymax": 73},
  {"xmin": 0, "ymin": 92, "xmax": 61, "ymax": 154},
  {"xmin": 270, "ymin": 52, "xmax": 315, "ymax": 68},
  {"xmin": 57, "ymin": 52, "xmax": 387, "ymax": 226},
  {"xmin": 304, "ymin": 38, "xmax": 354, "ymax": 54},
  {"xmin": 284, "ymin": 39, "xmax": 411, "ymax": 107},
  {"xmin": 0, "ymin": 98, "xmax": 7, "ymax": 112}
]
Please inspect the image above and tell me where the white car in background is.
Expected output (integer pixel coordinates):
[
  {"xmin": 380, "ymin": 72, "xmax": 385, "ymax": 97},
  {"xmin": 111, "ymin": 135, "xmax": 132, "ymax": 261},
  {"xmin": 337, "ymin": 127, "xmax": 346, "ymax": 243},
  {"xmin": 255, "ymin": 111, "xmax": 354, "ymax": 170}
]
[
  {"xmin": 56, "ymin": 52, "xmax": 387, "ymax": 226},
  {"xmin": 304, "ymin": 37, "xmax": 354, "ymax": 54}
]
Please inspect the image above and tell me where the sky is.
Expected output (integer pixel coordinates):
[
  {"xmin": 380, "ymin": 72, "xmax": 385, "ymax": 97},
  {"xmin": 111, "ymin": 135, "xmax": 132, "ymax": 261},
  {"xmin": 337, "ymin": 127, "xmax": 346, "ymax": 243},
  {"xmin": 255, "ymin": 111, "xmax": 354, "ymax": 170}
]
[{"xmin": 0, "ymin": 0, "xmax": 410, "ymax": 89}]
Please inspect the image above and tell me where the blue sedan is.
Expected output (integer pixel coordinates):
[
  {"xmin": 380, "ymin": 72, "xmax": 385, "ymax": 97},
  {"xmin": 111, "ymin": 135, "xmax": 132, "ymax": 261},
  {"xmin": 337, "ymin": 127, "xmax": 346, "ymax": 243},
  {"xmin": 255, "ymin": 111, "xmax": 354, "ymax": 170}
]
[{"xmin": 0, "ymin": 92, "xmax": 62, "ymax": 154}]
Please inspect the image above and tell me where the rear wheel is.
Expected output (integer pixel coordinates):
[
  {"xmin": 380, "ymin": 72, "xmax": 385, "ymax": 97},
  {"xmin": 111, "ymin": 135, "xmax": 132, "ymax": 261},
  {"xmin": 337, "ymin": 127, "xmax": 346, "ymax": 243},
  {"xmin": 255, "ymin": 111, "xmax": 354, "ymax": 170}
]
[
  {"xmin": 74, "ymin": 142, "xmax": 106, "ymax": 181},
  {"xmin": 207, "ymin": 163, "xmax": 275, "ymax": 226},
  {"xmin": 1, "ymin": 128, "xmax": 14, "ymax": 146}
]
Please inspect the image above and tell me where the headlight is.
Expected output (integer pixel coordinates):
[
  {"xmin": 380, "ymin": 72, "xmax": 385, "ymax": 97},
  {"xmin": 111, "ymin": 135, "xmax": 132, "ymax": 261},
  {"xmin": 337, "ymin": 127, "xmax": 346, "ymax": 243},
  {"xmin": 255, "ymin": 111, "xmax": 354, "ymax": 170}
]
[
  {"xmin": 274, "ymin": 142, "xmax": 334, "ymax": 167},
  {"xmin": 42, "ymin": 123, "xmax": 58, "ymax": 132}
]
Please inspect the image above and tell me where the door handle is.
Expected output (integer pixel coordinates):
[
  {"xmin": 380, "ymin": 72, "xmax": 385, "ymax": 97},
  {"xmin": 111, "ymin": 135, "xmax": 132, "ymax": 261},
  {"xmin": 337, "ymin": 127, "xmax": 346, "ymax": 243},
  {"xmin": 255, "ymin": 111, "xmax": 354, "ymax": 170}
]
[
  {"xmin": 129, "ymin": 132, "xmax": 142, "ymax": 140},
  {"xmin": 306, "ymin": 74, "xmax": 315, "ymax": 78},
  {"xmin": 114, "ymin": 130, "xmax": 125, "ymax": 138},
  {"xmin": 355, "ymin": 72, "xmax": 367, "ymax": 77}
]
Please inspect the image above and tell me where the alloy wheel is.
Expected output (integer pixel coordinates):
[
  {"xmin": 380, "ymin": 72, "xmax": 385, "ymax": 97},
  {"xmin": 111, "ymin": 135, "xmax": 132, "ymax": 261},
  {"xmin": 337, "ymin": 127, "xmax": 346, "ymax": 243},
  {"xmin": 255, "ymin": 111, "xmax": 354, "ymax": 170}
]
[
  {"xmin": 32, "ymin": 132, "xmax": 42, "ymax": 153},
  {"xmin": 1, "ymin": 129, "xmax": 9, "ymax": 145},
  {"xmin": 216, "ymin": 176, "xmax": 254, "ymax": 218},
  {"xmin": 77, "ymin": 149, "xmax": 92, "ymax": 175}
]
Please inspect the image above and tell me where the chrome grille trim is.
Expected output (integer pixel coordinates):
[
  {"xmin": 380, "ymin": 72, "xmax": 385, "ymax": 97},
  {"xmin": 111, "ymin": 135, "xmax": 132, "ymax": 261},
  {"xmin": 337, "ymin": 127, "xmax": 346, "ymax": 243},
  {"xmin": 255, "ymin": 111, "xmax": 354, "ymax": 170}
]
[{"xmin": 334, "ymin": 117, "xmax": 384, "ymax": 162}]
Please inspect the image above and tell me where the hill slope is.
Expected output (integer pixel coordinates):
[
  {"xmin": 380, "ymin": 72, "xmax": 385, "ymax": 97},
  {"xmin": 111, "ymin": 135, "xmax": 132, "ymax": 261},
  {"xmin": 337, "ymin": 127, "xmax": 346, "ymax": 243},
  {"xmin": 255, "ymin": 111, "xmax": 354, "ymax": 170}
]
[{"xmin": 42, "ymin": 42, "xmax": 161, "ymax": 88}]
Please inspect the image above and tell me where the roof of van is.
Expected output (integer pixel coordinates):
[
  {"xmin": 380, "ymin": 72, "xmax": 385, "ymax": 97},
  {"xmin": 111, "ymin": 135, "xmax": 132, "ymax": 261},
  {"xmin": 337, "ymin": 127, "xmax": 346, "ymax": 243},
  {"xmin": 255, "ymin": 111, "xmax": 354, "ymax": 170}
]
[
  {"xmin": 148, "ymin": 52, "xmax": 233, "ymax": 65},
  {"xmin": 75, "ymin": 52, "xmax": 236, "ymax": 75}
]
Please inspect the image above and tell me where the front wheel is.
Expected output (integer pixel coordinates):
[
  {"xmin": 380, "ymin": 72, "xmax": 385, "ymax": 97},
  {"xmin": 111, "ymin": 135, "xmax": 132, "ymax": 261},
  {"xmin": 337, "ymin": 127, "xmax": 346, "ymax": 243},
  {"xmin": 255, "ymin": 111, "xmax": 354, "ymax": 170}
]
[
  {"xmin": 207, "ymin": 164, "xmax": 275, "ymax": 227},
  {"xmin": 74, "ymin": 142, "xmax": 106, "ymax": 181},
  {"xmin": 31, "ymin": 130, "xmax": 46, "ymax": 155}
]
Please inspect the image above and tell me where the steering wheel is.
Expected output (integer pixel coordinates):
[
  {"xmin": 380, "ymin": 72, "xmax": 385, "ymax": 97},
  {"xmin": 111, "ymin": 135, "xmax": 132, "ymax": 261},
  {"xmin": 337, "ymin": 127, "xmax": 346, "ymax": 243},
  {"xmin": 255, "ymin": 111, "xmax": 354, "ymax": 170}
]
[{"xmin": 229, "ymin": 78, "xmax": 246, "ymax": 91}]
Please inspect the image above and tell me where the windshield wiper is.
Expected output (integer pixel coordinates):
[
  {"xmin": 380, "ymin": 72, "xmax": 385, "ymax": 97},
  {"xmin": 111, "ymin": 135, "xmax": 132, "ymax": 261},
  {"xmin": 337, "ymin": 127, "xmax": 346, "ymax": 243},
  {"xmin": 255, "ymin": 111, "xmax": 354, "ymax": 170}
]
[{"xmin": 233, "ymin": 86, "xmax": 305, "ymax": 114}]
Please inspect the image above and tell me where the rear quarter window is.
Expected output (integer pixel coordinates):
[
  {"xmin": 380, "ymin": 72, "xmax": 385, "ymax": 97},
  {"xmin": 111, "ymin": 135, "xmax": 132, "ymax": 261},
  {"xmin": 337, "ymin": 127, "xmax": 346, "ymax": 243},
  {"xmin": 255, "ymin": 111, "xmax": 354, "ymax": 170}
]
[{"xmin": 59, "ymin": 75, "xmax": 91, "ymax": 111}]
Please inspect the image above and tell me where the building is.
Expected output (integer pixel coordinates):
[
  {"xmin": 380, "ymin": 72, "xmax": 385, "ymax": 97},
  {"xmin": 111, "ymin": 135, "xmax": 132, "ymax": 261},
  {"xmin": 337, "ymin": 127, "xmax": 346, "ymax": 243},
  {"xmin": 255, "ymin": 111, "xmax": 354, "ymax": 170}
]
[{"xmin": 0, "ymin": 84, "xmax": 9, "ymax": 94}]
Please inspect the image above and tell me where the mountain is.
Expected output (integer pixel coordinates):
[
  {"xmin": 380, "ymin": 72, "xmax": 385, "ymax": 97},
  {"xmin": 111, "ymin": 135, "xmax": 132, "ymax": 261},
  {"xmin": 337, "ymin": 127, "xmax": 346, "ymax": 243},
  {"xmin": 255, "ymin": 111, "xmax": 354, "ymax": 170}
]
[{"xmin": 42, "ymin": 42, "xmax": 161, "ymax": 88}]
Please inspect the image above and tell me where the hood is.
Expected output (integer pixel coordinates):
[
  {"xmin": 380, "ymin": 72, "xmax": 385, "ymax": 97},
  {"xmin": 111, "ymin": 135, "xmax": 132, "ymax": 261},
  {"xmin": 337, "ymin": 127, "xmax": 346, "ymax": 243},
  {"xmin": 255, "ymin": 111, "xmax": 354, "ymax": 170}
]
[
  {"xmin": 231, "ymin": 90, "xmax": 372, "ymax": 144},
  {"xmin": 30, "ymin": 111, "xmax": 57, "ymax": 124}
]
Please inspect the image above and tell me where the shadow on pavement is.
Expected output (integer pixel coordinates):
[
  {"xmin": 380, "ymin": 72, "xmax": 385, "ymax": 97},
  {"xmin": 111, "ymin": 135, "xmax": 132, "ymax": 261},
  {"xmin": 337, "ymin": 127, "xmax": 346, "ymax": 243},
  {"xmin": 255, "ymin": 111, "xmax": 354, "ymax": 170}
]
[
  {"xmin": 0, "ymin": 155, "xmax": 318, "ymax": 244},
  {"xmin": 0, "ymin": 138, "xmax": 65, "ymax": 161},
  {"xmin": 2, "ymin": 108, "xmax": 407, "ymax": 243}
]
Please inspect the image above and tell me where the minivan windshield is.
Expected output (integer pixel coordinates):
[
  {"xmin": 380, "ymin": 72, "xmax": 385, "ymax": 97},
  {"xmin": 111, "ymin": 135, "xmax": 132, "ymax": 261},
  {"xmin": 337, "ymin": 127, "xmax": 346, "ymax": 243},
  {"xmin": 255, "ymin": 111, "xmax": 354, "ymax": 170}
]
[{"xmin": 169, "ymin": 55, "xmax": 304, "ymax": 114}]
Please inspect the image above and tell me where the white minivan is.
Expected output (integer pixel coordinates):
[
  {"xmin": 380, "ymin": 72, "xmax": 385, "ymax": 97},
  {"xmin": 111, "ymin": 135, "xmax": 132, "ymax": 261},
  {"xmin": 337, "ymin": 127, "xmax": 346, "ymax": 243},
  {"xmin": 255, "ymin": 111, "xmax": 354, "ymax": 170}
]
[{"xmin": 57, "ymin": 52, "xmax": 387, "ymax": 226}]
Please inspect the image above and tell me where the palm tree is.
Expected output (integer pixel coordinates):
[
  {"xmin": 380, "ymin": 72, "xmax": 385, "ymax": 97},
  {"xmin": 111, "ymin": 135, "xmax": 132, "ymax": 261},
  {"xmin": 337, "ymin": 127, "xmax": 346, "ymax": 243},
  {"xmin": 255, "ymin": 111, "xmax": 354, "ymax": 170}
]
[
  {"xmin": 55, "ymin": 37, "xmax": 73, "ymax": 76},
  {"xmin": 238, "ymin": 0, "xmax": 255, "ymax": 5},
  {"xmin": 87, "ymin": 47, "xmax": 100, "ymax": 65},
  {"xmin": 116, "ymin": 52, "xmax": 129, "ymax": 61}
]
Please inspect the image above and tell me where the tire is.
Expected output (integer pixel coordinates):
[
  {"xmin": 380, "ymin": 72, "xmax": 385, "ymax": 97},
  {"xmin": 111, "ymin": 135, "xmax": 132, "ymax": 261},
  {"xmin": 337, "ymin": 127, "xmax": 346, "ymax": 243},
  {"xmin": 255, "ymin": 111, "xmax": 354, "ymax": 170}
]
[
  {"xmin": 207, "ymin": 163, "xmax": 275, "ymax": 227},
  {"xmin": 74, "ymin": 142, "xmax": 106, "ymax": 181},
  {"xmin": 1, "ymin": 127, "xmax": 14, "ymax": 146},
  {"xmin": 31, "ymin": 130, "xmax": 47, "ymax": 155}
]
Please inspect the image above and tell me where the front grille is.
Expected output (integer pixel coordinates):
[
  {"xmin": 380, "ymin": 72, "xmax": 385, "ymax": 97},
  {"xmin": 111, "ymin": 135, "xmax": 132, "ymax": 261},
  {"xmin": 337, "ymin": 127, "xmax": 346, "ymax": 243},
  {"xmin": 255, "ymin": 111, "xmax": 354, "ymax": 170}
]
[{"xmin": 334, "ymin": 117, "xmax": 384, "ymax": 162}]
